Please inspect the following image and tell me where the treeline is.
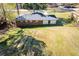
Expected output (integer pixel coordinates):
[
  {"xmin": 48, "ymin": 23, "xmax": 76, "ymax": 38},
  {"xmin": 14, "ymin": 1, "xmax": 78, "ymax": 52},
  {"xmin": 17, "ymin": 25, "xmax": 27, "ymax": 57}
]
[{"xmin": 22, "ymin": 3, "xmax": 47, "ymax": 10}]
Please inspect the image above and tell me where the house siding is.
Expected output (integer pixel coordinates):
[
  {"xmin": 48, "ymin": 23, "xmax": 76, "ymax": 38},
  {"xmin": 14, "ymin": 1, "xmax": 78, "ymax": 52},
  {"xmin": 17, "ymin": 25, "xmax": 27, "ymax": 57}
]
[
  {"xmin": 16, "ymin": 20, "xmax": 43, "ymax": 27},
  {"xmin": 16, "ymin": 20, "xmax": 57, "ymax": 27}
]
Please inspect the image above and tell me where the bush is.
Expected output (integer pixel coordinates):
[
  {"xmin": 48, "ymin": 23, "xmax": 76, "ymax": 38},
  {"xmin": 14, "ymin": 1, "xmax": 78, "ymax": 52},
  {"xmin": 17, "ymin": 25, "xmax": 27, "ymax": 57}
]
[
  {"xmin": 56, "ymin": 18, "xmax": 73, "ymax": 26},
  {"xmin": 56, "ymin": 19, "xmax": 65, "ymax": 26}
]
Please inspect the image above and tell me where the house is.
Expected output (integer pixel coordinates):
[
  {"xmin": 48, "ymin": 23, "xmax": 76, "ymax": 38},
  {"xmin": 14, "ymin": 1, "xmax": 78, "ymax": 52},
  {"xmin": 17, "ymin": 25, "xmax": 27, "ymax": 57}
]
[{"xmin": 16, "ymin": 12, "xmax": 58, "ymax": 27}]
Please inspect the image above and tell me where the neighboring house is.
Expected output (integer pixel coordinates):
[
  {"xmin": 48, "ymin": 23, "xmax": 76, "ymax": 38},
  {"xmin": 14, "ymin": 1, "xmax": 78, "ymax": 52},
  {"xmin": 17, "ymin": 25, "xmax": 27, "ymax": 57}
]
[{"xmin": 16, "ymin": 12, "xmax": 58, "ymax": 27}]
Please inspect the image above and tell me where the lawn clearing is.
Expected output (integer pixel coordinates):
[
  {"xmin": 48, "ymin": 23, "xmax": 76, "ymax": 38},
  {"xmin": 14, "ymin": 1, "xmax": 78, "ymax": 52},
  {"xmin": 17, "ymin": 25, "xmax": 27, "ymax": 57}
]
[
  {"xmin": 23, "ymin": 27, "xmax": 79, "ymax": 56},
  {"xmin": 54, "ymin": 12, "xmax": 71, "ymax": 19},
  {"xmin": 47, "ymin": 8, "xmax": 72, "ymax": 19}
]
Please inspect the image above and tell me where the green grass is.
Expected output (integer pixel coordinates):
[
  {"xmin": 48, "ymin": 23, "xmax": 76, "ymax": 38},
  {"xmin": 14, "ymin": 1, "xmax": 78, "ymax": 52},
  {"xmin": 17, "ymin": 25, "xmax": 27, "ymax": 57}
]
[
  {"xmin": 47, "ymin": 8, "xmax": 72, "ymax": 19},
  {"xmin": 0, "ymin": 8, "xmax": 78, "ymax": 55},
  {"xmin": 23, "ymin": 27, "xmax": 79, "ymax": 56},
  {"xmin": 54, "ymin": 12, "xmax": 71, "ymax": 19},
  {"xmin": 1, "ymin": 26, "xmax": 79, "ymax": 56},
  {"xmin": 49, "ymin": 11, "xmax": 71, "ymax": 19}
]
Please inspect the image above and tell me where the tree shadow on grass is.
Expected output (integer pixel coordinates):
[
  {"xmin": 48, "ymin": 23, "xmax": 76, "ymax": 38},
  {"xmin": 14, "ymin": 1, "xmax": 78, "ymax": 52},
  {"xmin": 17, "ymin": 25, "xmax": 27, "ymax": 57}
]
[{"xmin": 0, "ymin": 30, "xmax": 46, "ymax": 56}]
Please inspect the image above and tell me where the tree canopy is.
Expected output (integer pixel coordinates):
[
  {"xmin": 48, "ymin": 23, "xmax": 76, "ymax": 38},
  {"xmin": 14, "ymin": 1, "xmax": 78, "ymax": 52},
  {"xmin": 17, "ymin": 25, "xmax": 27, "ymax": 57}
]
[{"xmin": 23, "ymin": 3, "xmax": 47, "ymax": 10}]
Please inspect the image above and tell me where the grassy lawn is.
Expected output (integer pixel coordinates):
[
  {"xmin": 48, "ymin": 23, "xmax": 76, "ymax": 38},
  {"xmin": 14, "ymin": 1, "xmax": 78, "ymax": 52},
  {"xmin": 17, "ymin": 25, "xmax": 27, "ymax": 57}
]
[
  {"xmin": 54, "ymin": 12, "xmax": 71, "ymax": 19},
  {"xmin": 22, "ymin": 27, "xmax": 79, "ymax": 56},
  {"xmin": 0, "ymin": 8, "xmax": 78, "ymax": 55},
  {"xmin": 0, "ymin": 26, "xmax": 79, "ymax": 55},
  {"xmin": 47, "ymin": 8, "xmax": 72, "ymax": 19}
]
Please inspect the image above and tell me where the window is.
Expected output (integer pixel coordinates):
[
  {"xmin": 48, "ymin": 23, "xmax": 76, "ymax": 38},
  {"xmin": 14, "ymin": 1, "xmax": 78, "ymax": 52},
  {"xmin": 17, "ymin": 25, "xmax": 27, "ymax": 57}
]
[
  {"xmin": 43, "ymin": 20, "xmax": 48, "ymax": 24},
  {"xmin": 50, "ymin": 20, "xmax": 56, "ymax": 24}
]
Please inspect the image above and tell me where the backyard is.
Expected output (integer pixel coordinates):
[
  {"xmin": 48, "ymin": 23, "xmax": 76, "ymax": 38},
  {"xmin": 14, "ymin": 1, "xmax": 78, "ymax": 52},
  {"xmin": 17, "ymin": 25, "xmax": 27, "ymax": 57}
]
[
  {"xmin": 23, "ymin": 27, "xmax": 79, "ymax": 56},
  {"xmin": 0, "ymin": 10, "xmax": 77, "ymax": 56},
  {"xmin": 0, "ymin": 27, "xmax": 79, "ymax": 56},
  {"xmin": 0, "ymin": 11, "xmax": 78, "ymax": 55},
  {"xmin": 0, "ymin": 3, "xmax": 79, "ymax": 56}
]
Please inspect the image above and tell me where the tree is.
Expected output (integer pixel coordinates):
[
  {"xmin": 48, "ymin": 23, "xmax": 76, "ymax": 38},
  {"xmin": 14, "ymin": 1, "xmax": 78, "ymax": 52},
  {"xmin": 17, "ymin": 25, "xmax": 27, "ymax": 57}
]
[
  {"xmin": 0, "ymin": 3, "xmax": 7, "ymax": 29},
  {"xmin": 0, "ymin": 3, "xmax": 6, "ymax": 20},
  {"xmin": 16, "ymin": 3, "xmax": 20, "ymax": 15},
  {"xmin": 23, "ymin": 3, "xmax": 47, "ymax": 10},
  {"xmin": 0, "ymin": 3, "xmax": 17, "ymax": 29},
  {"xmin": 2, "ymin": 3, "xmax": 17, "ymax": 21}
]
